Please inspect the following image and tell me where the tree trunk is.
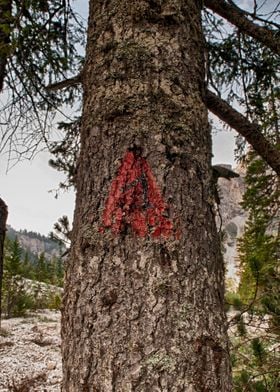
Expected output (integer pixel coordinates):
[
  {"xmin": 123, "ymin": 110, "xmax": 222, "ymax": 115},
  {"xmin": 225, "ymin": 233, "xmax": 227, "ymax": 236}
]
[
  {"xmin": 0, "ymin": 0, "xmax": 12, "ymax": 92},
  {"xmin": 62, "ymin": 0, "xmax": 232, "ymax": 390},
  {"xmin": 0, "ymin": 198, "xmax": 8, "ymax": 327}
]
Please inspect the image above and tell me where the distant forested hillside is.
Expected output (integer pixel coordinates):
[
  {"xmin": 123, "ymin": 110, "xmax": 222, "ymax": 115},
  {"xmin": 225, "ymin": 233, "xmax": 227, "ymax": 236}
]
[
  {"xmin": 6, "ymin": 226, "xmax": 65, "ymax": 262},
  {"xmin": 2, "ymin": 228, "xmax": 65, "ymax": 317}
]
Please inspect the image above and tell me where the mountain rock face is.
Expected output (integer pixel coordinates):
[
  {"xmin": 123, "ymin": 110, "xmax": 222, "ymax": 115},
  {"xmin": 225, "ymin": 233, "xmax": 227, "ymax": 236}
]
[
  {"xmin": 218, "ymin": 164, "xmax": 247, "ymax": 290},
  {"xmin": 7, "ymin": 226, "xmax": 63, "ymax": 261}
]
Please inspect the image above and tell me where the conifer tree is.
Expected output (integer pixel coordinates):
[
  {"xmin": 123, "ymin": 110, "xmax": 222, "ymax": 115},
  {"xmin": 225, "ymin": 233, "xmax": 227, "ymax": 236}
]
[
  {"xmin": 0, "ymin": 197, "xmax": 8, "ymax": 325},
  {"xmin": 0, "ymin": 0, "xmax": 279, "ymax": 389},
  {"xmin": 5, "ymin": 237, "xmax": 22, "ymax": 276},
  {"xmin": 232, "ymin": 153, "xmax": 280, "ymax": 391},
  {"xmin": 21, "ymin": 251, "xmax": 34, "ymax": 280},
  {"xmin": 2, "ymin": 237, "xmax": 31, "ymax": 317},
  {"xmin": 35, "ymin": 252, "xmax": 48, "ymax": 283}
]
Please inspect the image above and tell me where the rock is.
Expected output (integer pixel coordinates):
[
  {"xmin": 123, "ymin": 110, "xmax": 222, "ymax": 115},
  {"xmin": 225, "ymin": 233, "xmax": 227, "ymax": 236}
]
[
  {"xmin": 47, "ymin": 361, "xmax": 57, "ymax": 370},
  {"xmin": 0, "ymin": 311, "xmax": 62, "ymax": 391},
  {"xmin": 218, "ymin": 164, "xmax": 248, "ymax": 290}
]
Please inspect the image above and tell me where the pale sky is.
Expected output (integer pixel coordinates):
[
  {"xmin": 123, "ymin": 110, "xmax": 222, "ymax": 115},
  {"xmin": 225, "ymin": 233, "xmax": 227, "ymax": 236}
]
[{"xmin": 3, "ymin": 0, "xmax": 268, "ymax": 235}]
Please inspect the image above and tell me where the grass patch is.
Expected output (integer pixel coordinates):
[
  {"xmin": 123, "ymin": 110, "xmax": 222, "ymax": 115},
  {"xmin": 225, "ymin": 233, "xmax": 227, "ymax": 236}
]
[
  {"xmin": 0, "ymin": 327, "xmax": 10, "ymax": 337},
  {"xmin": 37, "ymin": 315, "xmax": 57, "ymax": 323},
  {"xmin": 31, "ymin": 337, "xmax": 54, "ymax": 347}
]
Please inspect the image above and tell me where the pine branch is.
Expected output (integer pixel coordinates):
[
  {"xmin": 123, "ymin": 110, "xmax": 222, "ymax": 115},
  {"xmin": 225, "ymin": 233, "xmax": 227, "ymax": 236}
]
[
  {"xmin": 45, "ymin": 74, "xmax": 82, "ymax": 91},
  {"xmin": 205, "ymin": 89, "xmax": 280, "ymax": 176},
  {"xmin": 204, "ymin": 0, "xmax": 280, "ymax": 55}
]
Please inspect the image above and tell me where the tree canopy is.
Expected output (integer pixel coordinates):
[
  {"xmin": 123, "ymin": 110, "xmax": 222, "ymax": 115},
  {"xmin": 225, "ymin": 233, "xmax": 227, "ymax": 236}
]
[{"xmin": 0, "ymin": 0, "xmax": 84, "ymax": 159}]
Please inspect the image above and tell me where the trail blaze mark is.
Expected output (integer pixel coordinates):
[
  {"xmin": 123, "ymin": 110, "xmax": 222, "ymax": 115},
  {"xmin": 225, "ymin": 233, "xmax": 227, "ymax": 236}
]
[{"xmin": 100, "ymin": 149, "xmax": 174, "ymax": 238}]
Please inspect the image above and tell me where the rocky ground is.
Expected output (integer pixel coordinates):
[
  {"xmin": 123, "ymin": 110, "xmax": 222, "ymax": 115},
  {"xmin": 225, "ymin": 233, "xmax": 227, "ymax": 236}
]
[{"xmin": 0, "ymin": 310, "xmax": 61, "ymax": 392}]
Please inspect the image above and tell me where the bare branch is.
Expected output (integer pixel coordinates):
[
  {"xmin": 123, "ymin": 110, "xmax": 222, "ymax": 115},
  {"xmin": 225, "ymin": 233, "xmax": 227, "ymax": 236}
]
[
  {"xmin": 45, "ymin": 74, "xmax": 82, "ymax": 92},
  {"xmin": 204, "ymin": 0, "xmax": 280, "ymax": 55},
  {"xmin": 205, "ymin": 89, "xmax": 280, "ymax": 176}
]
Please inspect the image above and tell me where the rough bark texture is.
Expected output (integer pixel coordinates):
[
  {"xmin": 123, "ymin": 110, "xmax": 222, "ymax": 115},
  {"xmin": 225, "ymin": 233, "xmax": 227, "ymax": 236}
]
[
  {"xmin": 62, "ymin": 0, "xmax": 232, "ymax": 390},
  {"xmin": 204, "ymin": 0, "xmax": 280, "ymax": 55},
  {"xmin": 205, "ymin": 89, "xmax": 280, "ymax": 176},
  {"xmin": 0, "ymin": 0, "xmax": 11, "ymax": 92},
  {"xmin": 0, "ymin": 197, "xmax": 8, "ymax": 327}
]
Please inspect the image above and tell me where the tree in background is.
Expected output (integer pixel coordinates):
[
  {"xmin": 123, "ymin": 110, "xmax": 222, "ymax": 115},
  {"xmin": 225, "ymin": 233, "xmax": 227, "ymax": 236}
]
[
  {"xmin": 5, "ymin": 236, "xmax": 22, "ymax": 275},
  {"xmin": 0, "ymin": 197, "xmax": 8, "ymax": 326},
  {"xmin": 1, "ymin": 235, "xmax": 64, "ymax": 317},
  {"xmin": 54, "ymin": 256, "xmax": 64, "ymax": 287},
  {"xmin": 207, "ymin": 8, "xmax": 280, "ymax": 386},
  {"xmin": 21, "ymin": 251, "xmax": 35, "ymax": 280},
  {"xmin": 2, "ymin": 237, "xmax": 33, "ymax": 317},
  {"xmin": 35, "ymin": 252, "xmax": 48, "ymax": 283},
  {"xmin": 231, "ymin": 153, "xmax": 280, "ymax": 390}
]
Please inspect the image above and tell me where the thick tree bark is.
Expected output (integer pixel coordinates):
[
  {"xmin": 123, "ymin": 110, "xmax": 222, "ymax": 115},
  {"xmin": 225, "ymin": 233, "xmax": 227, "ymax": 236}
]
[
  {"xmin": 0, "ymin": 198, "xmax": 8, "ymax": 327},
  {"xmin": 62, "ymin": 1, "xmax": 232, "ymax": 391},
  {"xmin": 0, "ymin": 0, "xmax": 12, "ymax": 91},
  {"xmin": 205, "ymin": 89, "xmax": 280, "ymax": 176},
  {"xmin": 204, "ymin": 0, "xmax": 280, "ymax": 55}
]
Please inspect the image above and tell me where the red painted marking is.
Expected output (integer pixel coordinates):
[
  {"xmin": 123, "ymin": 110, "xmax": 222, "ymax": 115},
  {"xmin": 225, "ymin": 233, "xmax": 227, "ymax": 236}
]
[{"xmin": 101, "ymin": 150, "xmax": 174, "ymax": 238}]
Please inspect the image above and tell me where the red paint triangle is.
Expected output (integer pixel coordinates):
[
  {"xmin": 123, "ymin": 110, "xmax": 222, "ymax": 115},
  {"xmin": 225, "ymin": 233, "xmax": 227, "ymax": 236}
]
[{"xmin": 100, "ymin": 150, "xmax": 174, "ymax": 238}]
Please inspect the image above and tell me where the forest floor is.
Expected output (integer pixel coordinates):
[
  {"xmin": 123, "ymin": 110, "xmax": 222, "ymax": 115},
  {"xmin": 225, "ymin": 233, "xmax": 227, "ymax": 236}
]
[
  {"xmin": 0, "ymin": 310, "xmax": 61, "ymax": 392},
  {"xmin": 0, "ymin": 310, "xmax": 274, "ymax": 391}
]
